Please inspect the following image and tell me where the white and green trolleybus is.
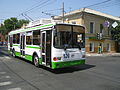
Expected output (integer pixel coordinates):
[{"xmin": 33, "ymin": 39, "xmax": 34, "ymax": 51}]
[{"xmin": 8, "ymin": 22, "xmax": 85, "ymax": 69}]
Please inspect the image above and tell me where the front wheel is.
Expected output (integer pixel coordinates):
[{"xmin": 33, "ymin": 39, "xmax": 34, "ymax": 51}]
[{"xmin": 33, "ymin": 55, "xmax": 39, "ymax": 67}]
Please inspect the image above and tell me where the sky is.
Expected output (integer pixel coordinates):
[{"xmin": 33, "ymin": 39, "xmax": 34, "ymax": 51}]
[{"xmin": 0, "ymin": 0, "xmax": 120, "ymax": 23}]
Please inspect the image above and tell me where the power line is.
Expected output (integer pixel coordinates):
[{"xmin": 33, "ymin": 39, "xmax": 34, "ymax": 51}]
[
  {"xmin": 21, "ymin": 13, "xmax": 33, "ymax": 21},
  {"xmin": 31, "ymin": 0, "xmax": 57, "ymax": 13},
  {"xmin": 17, "ymin": 0, "xmax": 57, "ymax": 20},
  {"xmin": 84, "ymin": 0, "xmax": 112, "ymax": 8},
  {"xmin": 42, "ymin": 12, "xmax": 57, "ymax": 16},
  {"xmin": 86, "ymin": 0, "xmax": 120, "ymax": 11},
  {"xmin": 23, "ymin": 0, "xmax": 50, "ymax": 13},
  {"xmin": 93, "ymin": 2, "xmax": 120, "ymax": 9},
  {"xmin": 41, "ymin": 8, "xmax": 61, "ymax": 17},
  {"xmin": 44, "ymin": 8, "xmax": 61, "ymax": 12},
  {"xmin": 27, "ymin": 0, "xmax": 58, "ymax": 19}
]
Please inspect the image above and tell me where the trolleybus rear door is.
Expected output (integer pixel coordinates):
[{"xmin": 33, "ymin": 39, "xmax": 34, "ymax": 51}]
[
  {"xmin": 20, "ymin": 33, "xmax": 25, "ymax": 57},
  {"xmin": 9, "ymin": 35, "xmax": 13, "ymax": 52}
]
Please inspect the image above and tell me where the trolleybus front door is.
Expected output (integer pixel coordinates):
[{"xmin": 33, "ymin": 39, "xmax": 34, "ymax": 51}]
[
  {"xmin": 41, "ymin": 31, "xmax": 52, "ymax": 67},
  {"xmin": 20, "ymin": 33, "xmax": 25, "ymax": 57}
]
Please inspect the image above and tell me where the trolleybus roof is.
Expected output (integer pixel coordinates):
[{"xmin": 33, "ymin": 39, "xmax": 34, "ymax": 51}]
[{"xmin": 8, "ymin": 23, "xmax": 84, "ymax": 35}]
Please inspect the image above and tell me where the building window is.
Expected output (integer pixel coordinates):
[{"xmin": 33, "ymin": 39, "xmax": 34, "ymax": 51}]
[
  {"xmin": 90, "ymin": 43, "xmax": 94, "ymax": 52},
  {"xmin": 90, "ymin": 22, "xmax": 94, "ymax": 33},
  {"xmin": 100, "ymin": 24, "xmax": 103, "ymax": 33},
  {"xmin": 33, "ymin": 30, "xmax": 40, "ymax": 45},
  {"xmin": 107, "ymin": 43, "xmax": 111, "ymax": 52},
  {"xmin": 26, "ymin": 31, "xmax": 32, "ymax": 45}
]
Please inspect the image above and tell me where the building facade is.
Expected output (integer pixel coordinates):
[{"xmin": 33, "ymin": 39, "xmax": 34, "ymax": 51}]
[
  {"xmin": 54, "ymin": 8, "xmax": 120, "ymax": 53},
  {"xmin": 0, "ymin": 33, "xmax": 6, "ymax": 45}
]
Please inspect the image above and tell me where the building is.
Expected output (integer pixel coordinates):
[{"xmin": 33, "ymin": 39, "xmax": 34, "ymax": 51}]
[
  {"xmin": 54, "ymin": 8, "xmax": 120, "ymax": 53},
  {"xmin": 0, "ymin": 33, "xmax": 6, "ymax": 45}
]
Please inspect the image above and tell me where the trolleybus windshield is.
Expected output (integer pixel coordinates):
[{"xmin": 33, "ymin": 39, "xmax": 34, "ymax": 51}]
[{"xmin": 54, "ymin": 24, "xmax": 85, "ymax": 49}]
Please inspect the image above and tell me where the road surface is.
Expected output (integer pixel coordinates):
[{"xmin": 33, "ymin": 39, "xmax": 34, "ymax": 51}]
[{"xmin": 0, "ymin": 47, "xmax": 120, "ymax": 90}]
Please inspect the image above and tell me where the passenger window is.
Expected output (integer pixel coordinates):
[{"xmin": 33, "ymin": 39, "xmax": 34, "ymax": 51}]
[
  {"xmin": 26, "ymin": 31, "xmax": 32, "ymax": 45},
  {"xmin": 13, "ymin": 34, "xmax": 20, "ymax": 44},
  {"xmin": 33, "ymin": 30, "xmax": 40, "ymax": 45}
]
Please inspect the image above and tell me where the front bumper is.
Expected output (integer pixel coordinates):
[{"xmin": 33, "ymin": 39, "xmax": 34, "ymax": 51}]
[{"xmin": 52, "ymin": 59, "xmax": 85, "ymax": 69}]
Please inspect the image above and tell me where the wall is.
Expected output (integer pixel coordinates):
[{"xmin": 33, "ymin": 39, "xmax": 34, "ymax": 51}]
[{"xmin": 57, "ymin": 12, "xmax": 116, "ymax": 53}]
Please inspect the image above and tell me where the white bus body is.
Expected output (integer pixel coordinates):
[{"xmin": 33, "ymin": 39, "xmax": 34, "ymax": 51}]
[{"xmin": 8, "ymin": 23, "xmax": 85, "ymax": 69}]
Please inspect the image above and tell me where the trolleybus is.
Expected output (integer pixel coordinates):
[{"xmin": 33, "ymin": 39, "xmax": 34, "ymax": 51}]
[{"xmin": 8, "ymin": 22, "xmax": 85, "ymax": 69}]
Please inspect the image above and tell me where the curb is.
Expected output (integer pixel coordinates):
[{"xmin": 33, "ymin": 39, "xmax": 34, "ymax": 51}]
[{"xmin": 86, "ymin": 53, "xmax": 120, "ymax": 57}]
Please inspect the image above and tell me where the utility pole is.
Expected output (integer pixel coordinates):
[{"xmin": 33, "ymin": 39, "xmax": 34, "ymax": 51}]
[{"xmin": 62, "ymin": 2, "xmax": 64, "ymax": 23}]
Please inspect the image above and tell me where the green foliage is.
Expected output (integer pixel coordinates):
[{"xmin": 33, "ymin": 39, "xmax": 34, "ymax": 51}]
[
  {"xmin": 0, "ymin": 17, "xmax": 29, "ymax": 35},
  {"xmin": 4, "ymin": 17, "xmax": 19, "ymax": 32},
  {"xmin": 0, "ymin": 24, "xmax": 7, "ymax": 35},
  {"xmin": 111, "ymin": 22, "xmax": 120, "ymax": 41},
  {"xmin": 18, "ymin": 19, "xmax": 29, "ymax": 27}
]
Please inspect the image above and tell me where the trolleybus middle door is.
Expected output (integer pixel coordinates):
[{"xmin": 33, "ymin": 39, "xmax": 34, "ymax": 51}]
[
  {"xmin": 20, "ymin": 33, "xmax": 25, "ymax": 57},
  {"xmin": 41, "ymin": 31, "xmax": 46, "ymax": 65}
]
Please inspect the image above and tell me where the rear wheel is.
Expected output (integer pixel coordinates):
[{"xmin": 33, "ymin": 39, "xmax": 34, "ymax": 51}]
[{"xmin": 33, "ymin": 55, "xmax": 39, "ymax": 67}]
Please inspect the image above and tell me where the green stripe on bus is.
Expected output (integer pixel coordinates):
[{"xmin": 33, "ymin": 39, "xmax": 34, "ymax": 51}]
[
  {"xmin": 13, "ymin": 45, "xmax": 19, "ymax": 46},
  {"xmin": 52, "ymin": 60, "xmax": 85, "ymax": 69},
  {"xmin": 15, "ymin": 52, "xmax": 20, "ymax": 56},
  {"xmin": 39, "ymin": 58, "xmax": 42, "ymax": 64},
  {"xmin": 25, "ymin": 54, "xmax": 42, "ymax": 64},
  {"xmin": 26, "ymin": 46, "xmax": 41, "ymax": 49},
  {"xmin": 13, "ymin": 51, "xmax": 42, "ymax": 64},
  {"xmin": 25, "ymin": 54, "xmax": 33, "ymax": 61}
]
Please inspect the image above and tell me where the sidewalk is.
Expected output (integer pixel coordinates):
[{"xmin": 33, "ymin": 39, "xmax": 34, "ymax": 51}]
[
  {"xmin": 86, "ymin": 53, "xmax": 120, "ymax": 57},
  {"xmin": 0, "ymin": 45, "xmax": 7, "ymax": 47}
]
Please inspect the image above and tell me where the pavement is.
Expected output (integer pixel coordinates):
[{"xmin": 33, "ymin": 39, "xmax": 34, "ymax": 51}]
[
  {"xmin": 86, "ymin": 53, "xmax": 120, "ymax": 56},
  {"xmin": 0, "ymin": 47, "xmax": 120, "ymax": 90}
]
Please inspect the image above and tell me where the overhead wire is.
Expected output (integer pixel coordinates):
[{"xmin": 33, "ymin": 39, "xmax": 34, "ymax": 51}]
[
  {"xmin": 86, "ymin": 0, "xmax": 120, "ymax": 11},
  {"xmin": 84, "ymin": 0, "xmax": 112, "ymax": 8},
  {"xmin": 23, "ymin": 0, "xmax": 51, "ymax": 14},
  {"xmin": 94, "ymin": 2, "xmax": 120, "ymax": 9},
  {"xmin": 17, "ymin": 0, "xmax": 57, "ymax": 20}
]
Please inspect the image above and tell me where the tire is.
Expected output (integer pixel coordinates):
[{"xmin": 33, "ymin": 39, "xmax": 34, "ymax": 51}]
[
  {"xmin": 12, "ymin": 49, "xmax": 16, "ymax": 58},
  {"xmin": 33, "ymin": 55, "xmax": 39, "ymax": 67}
]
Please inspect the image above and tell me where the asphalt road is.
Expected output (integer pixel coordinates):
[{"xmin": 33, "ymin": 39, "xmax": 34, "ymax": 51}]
[{"xmin": 0, "ymin": 47, "xmax": 120, "ymax": 90}]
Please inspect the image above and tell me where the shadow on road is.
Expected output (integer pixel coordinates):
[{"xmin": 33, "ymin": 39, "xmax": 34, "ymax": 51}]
[
  {"xmin": 39, "ymin": 64, "xmax": 96, "ymax": 74},
  {"xmin": 0, "ymin": 47, "xmax": 95, "ymax": 74},
  {"xmin": 16, "ymin": 57, "xmax": 95, "ymax": 74}
]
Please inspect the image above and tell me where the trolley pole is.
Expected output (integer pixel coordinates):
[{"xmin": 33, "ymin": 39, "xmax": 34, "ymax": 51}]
[{"xmin": 62, "ymin": 2, "xmax": 64, "ymax": 23}]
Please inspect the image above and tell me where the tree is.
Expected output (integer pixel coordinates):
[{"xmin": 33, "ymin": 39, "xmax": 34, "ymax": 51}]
[
  {"xmin": 111, "ymin": 22, "xmax": 120, "ymax": 52},
  {"xmin": 0, "ymin": 17, "xmax": 29, "ymax": 35},
  {"xmin": 18, "ymin": 19, "xmax": 29, "ymax": 28},
  {"xmin": 111, "ymin": 22, "xmax": 120, "ymax": 41},
  {"xmin": 0, "ymin": 24, "xmax": 7, "ymax": 35},
  {"xmin": 4, "ymin": 17, "xmax": 19, "ymax": 32}
]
